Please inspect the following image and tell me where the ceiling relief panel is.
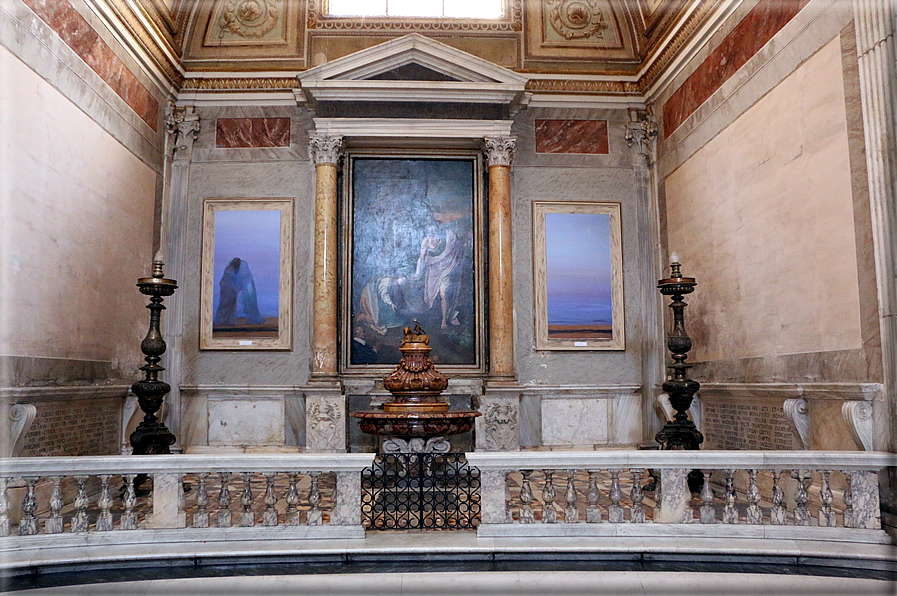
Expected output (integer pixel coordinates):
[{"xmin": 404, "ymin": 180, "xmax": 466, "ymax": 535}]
[
  {"xmin": 524, "ymin": 0, "xmax": 641, "ymax": 70},
  {"xmin": 205, "ymin": 0, "xmax": 287, "ymax": 45},
  {"xmin": 305, "ymin": 0, "xmax": 523, "ymax": 33}
]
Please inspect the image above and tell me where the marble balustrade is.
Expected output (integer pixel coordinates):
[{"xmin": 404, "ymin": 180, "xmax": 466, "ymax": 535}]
[
  {"xmin": 467, "ymin": 450, "xmax": 895, "ymax": 542},
  {"xmin": 0, "ymin": 451, "xmax": 893, "ymax": 547},
  {"xmin": 0, "ymin": 453, "xmax": 374, "ymax": 538}
]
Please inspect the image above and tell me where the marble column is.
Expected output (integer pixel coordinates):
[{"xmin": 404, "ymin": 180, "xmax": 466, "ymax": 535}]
[
  {"xmin": 308, "ymin": 135, "xmax": 343, "ymax": 378},
  {"xmin": 482, "ymin": 137, "xmax": 516, "ymax": 379},
  {"xmin": 306, "ymin": 135, "xmax": 346, "ymax": 452},
  {"xmin": 161, "ymin": 105, "xmax": 200, "ymax": 451},
  {"xmin": 852, "ymin": 0, "xmax": 897, "ymax": 514},
  {"xmin": 478, "ymin": 138, "xmax": 521, "ymax": 451}
]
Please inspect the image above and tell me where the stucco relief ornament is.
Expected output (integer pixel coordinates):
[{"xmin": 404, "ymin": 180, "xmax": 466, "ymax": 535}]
[
  {"xmin": 308, "ymin": 401, "xmax": 342, "ymax": 451},
  {"xmin": 165, "ymin": 104, "xmax": 200, "ymax": 160},
  {"xmin": 482, "ymin": 137, "xmax": 516, "ymax": 167},
  {"xmin": 482, "ymin": 400, "xmax": 518, "ymax": 451},
  {"xmin": 219, "ymin": 0, "xmax": 279, "ymax": 38},
  {"xmin": 308, "ymin": 135, "xmax": 343, "ymax": 165},
  {"xmin": 548, "ymin": 0, "xmax": 607, "ymax": 40},
  {"xmin": 625, "ymin": 115, "xmax": 658, "ymax": 164}
]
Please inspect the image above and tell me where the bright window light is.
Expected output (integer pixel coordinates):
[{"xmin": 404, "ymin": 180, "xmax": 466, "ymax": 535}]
[{"xmin": 328, "ymin": 0, "xmax": 504, "ymax": 19}]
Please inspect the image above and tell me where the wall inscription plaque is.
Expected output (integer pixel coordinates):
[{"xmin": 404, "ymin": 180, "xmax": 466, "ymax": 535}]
[
  {"xmin": 702, "ymin": 401, "xmax": 796, "ymax": 451},
  {"xmin": 20, "ymin": 399, "xmax": 121, "ymax": 456}
]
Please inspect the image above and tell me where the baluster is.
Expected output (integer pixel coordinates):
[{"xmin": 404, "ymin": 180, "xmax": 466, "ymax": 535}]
[
  {"xmin": 629, "ymin": 469, "xmax": 645, "ymax": 523},
  {"xmin": 563, "ymin": 470, "xmax": 578, "ymax": 523},
  {"xmin": 608, "ymin": 469, "xmax": 624, "ymax": 523},
  {"xmin": 44, "ymin": 476, "xmax": 64, "ymax": 534},
  {"xmin": 307, "ymin": 472, "xmax": 323, "ymax": 526},
  {"xmin": 722, "ymin": 469, "xmax": 737, "ymax": 524},
  {"xmin": 586, "ymin": 471, "xmax": 601, "ymax": 523},
  {"xmin": 842, "ymin": 470, "xmax": 854, "ymax": 528},
  {"xmin": 120, "ymin": 475, "xmax": 138, "ymax": 530},
  {"xmin": 770, "ymin": 470, "xmax": 786, "ymax": 525},
  {"xmin": 18, "ymin": 476, "xmax": 38, "ymax": 536},
  {"xmin": 505, "ymin": 472, "xmax": 514, "ymax": 523},
  {"xmin": 541, "ymin": 470, "xmax": 557, "ymax": 523},
  {"xmin": 746, "ymin": 469, "xmax": 762, "ymax": 525},
  {"xmin": 263, "ymin": 473, "xmax": 278, "ymax": 527},
  {"xmin": 519, "ymin": 470, "xmax": 535, "ymax": 524},
  {"xmin": 72, "ymin": 475, "xmax": 89, "ymax": 532},
  {"xmin": 285, "ymin": 473, "xmax": 301, "ymax": 526},
  {"xmin": 218, "ymin": 472, "xmax": 232, "ymax": 528},
  {"xmin": 0, "ymin": 478, "xmax": 9, "ymax": 537},
  {"xmin": 240, "ymin": 472, "xmax": 255, "ymax": 527},
  {"xmin": 96, "ymin": 475, "xmax": 113, "ymax": 531},
  {"xmin": 818, "ymin": 470, "xmax": 835, "ymax": 527},
  {"xmin": 193, "ymin": 473, "xmax": 209, "ymax": 528},
  {"xmin": 793, "ymin": 470, "xmax": 810, "ymax": 526},
  {"xmin": 699, "ymin": 469, "xmax": 715, "ymax": 523}
]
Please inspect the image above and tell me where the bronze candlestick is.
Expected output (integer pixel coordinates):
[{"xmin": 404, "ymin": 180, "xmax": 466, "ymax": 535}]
[
  {"xmin": 130, "ymin": 255, "xmax": 178, "ymax": 457},
  {"xmin": 655, "ymin": 258, "xmax": 704, "ymax": 452}
]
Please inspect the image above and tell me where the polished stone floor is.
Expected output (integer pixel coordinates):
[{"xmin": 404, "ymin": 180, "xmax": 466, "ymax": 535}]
[{"xmin": 12, "ymin": 570, "xmax": 897, "ymax": 595}]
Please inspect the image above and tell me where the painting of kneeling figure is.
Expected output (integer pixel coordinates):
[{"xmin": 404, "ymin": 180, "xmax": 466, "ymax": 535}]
[{"xmin": 201, "ymin": 199, "xmax": 293, "ymax": 349}]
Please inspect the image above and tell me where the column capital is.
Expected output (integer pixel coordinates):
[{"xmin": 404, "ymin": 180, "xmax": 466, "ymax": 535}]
[
  {"xmin": 165, "ymin": 105, "xmax": 200, "ymax": 161},
  {"xmin": 625, "ymin": 110, "xmax": 657, "ymax": 164},
  {"xmin": 482, "ymin": 136, "xmax": 516, "ymax": 167},
  {"xmin": 309, "ymin": 135, "xmax": 344, "ymax": 165}
]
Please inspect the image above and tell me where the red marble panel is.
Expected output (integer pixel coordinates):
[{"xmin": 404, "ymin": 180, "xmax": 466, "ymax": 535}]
[
  {"xmin": 22, "ymin": 0, "xmax": 159, "ymax": 131},
  {"xmin": 215, "ymin": 118, "xmax": 292, "ymax": 148},
  {"xmin": 535, "ymin": 120, "xmax": 609, "ymax": 154},
  {"xmin": 662, "ymin": 0, "xmax": 809, "ymax": 139}
]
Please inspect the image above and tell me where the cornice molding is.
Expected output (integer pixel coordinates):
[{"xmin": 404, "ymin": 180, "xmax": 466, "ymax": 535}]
[
  {"xmin": 181, "ymin": 77, "xmax": 300, "ymax": 91},
  {"xmin": 526, "ymin": 79, "xmax": 641, "ymax": 94},
  {"xmin": 85, "ymin": 0, "xmax": 184, "ymax": 91}
]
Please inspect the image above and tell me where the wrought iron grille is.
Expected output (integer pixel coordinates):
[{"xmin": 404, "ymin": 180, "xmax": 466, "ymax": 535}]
[{"xmin": 361, "ymin": 453, "xmax": 481, "ymax": 530}]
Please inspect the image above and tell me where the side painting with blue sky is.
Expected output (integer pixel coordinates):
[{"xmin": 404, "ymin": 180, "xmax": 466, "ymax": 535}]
[
  {"xmin": 545, "ymin": 212, "xmax": 613, "ymax": 339},
  {"xmin": 212, "ymin": 209, "xmax": 281, "ymax": 338}
]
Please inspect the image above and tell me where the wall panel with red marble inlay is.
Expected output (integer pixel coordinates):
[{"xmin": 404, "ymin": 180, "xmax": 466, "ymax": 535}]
[
  {"xmin": 662, "ymin": 0, "xmax": 808, "ymax": 139},
  {"xmin": 215, "ymin": 118, "xmax": 291, "ymax": 148},
  {"xmin": 535, "ymin": 120, "xmax": 609, "ymax": 154},
  {"xmin": 21, "ymin": 0, "xmax": 159, "ymax": 131}
]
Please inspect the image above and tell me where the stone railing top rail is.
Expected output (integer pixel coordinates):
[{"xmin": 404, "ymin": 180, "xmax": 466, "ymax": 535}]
[
  {"xmin": 0, "ymin": 453, "xmax": 377, "ymax": 476},
  {"xmin": 465, "ymin": 450, "xmax": 897, "ymax": 471}
]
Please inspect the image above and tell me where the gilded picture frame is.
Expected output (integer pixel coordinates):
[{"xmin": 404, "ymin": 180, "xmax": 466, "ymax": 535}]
[
  {"xmin": 341, "ymin": 151, "xmax": 486, "ymax": 373},
  {"xmin": 200, "ymin": 198, "xmax": 293, "ymax": 350},
  {"xmin": 533, "ymin": 201, "xmax": 624, "ymax": 351}
]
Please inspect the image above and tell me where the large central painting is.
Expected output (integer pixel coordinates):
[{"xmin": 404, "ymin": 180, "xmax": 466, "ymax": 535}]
[{"xmin": 343, "ymin": 154, "xmax": 484, "ymax": 370}]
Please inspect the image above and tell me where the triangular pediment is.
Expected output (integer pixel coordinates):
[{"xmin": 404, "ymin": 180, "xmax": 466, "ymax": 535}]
[{"xmin": 298, "ymin": 34, "xmax": 528, "ymax": 86}]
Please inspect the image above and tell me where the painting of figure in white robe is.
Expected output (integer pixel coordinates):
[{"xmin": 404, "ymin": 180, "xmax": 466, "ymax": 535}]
[{"xmin": 350, "ymin": 158, "xmax": 478, "ymax": 366}]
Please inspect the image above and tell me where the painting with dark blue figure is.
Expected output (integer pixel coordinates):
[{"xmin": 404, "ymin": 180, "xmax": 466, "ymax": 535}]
[{"xmin": 212, "ymin": 210, "xmax": 281, "ymax": 338}]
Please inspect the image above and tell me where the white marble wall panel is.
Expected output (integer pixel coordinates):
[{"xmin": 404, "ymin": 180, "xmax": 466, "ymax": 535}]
[
  {"xmin": 541, "ymin": 399, "xmax": 608, "ymax": 446},
  {"xmin": 208, "ymin": 399, "xmax": 285, "ymax": 446}
]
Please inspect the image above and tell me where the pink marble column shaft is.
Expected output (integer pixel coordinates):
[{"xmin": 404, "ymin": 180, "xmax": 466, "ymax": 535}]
[
  {"xmin": 483, "ymin": 137, "xmax": 516, "ymax": 378},
  {"xmin": 309, "ymin": 136, "xmax": 343, "ymax": 377}
]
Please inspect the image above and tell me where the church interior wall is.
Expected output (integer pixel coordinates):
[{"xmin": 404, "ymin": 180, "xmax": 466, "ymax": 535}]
[
  {"xmin": 655, "ymin": 0, "xmax": 889, "ymax": 459},
  {"xmin": 0, "ymin": 39, "xmax": 159, "ymax": 456}
]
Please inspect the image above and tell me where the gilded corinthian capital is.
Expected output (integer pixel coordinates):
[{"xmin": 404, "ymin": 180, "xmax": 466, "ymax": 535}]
[
  {"xmin": 482, "ymin": 137, "xmax": 516, "ymax": 167},
  {"xmin": 308, "ymin": 135, "xmax": 343, "ymax": 165}
]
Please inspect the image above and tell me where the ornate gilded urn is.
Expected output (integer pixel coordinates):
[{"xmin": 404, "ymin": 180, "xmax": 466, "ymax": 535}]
[{"xmin": 382, "ymin": 322, "xmax": 448, "ymax": 412}]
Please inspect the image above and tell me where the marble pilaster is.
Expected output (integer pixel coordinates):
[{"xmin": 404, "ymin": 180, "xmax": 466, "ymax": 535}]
[
  {"xmin": 848, "ymin": 470, "xmax": 882, "ymax": 529},
  {"xmin": 658, "ymin": 468, "xmax": 690, "ymax": 523},
  {"xmin": 151, "ymin": 473, "xmax": 185, "ymax": 529},
  {"xmin": 479, "ymin": 468, "xmax": 510, "ymax": 524},
  {"xmin": 331, "ymin": 471, "xmax": 361, "ymax": 526},
  {"xmin": 852, "ymin": 0, "xmax": 897, "ymax": 512},
  {"xmin": 161, "ymin": 105, "xmax": 200, "ymax": 452},
  {"xmin": 309, "ymin": 135, "xmax": 343, "ymax": 378},
  {"xmin": 482, "ymin": 137, "xmax": 516, "ymax": 379}
]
